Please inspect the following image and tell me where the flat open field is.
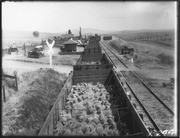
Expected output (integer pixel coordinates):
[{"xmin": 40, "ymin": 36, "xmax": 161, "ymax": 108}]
[{"xmin": 127, "ymin": 40, "xmax": 174, "ymax": 58}]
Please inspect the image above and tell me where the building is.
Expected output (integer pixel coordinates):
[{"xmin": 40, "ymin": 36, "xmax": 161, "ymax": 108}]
[
  {"xmin": 61, "ymin": 33, "xmax": 74, "ymax": 39},
  {"xmin": 62, "ymin": 38, "xmax": 78, "ymax": 52},
  {"xmin": 61, "ymin": 29, "xmax": 74, "ymax": 39}
]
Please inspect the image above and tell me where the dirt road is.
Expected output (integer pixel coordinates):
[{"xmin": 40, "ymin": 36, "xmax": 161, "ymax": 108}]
[{"xmin": 2, "ymin": 60, "xmax": 73, "ymax": 76}]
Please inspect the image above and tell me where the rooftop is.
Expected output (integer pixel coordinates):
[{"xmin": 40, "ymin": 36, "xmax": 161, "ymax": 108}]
[{"xmin": 61, "ymin": 34, "xmax": 74, "ymax": 38}]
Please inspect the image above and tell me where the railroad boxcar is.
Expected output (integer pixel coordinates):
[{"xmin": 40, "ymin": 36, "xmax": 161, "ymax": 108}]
[
  {"xmin": 121, "ymin": 46, "xmax": 134, "ymax": 55},
  {"xmin": 103, "ymin": 35, "xmax": 112, "ymax": 40},
  {"xmin": 38, "ymin": 35, "xmax": 150, "ymax": 136}
]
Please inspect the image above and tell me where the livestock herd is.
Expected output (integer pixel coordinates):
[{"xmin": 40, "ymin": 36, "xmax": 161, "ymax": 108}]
[{"xmin": 54, "ymin": 82, "xmax": 129, "ymax": 136}]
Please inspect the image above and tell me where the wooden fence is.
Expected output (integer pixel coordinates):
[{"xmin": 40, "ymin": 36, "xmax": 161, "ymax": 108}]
[
  {"xmin": 58, "ymin": 51, "xmax": 83, "ymax": 55},
  {"xmin": 2, "ymin": 71, "xmax": 18, "ymax": 103},
  {"xmin": 73, "ymin": 64, "xmax": 113, "ymax": 71}
]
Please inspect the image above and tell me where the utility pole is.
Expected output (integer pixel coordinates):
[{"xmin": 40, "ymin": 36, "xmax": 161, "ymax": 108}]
[
  {"xmin": 14, "ymin": 71, "xmax": 18, "ymax": 91},
  {"xmin": 79, "ymin": 27, "xmax": 82, "ymax": 39},
  {"xmin": 23, "ymin": 43, "xmax": 26, "ymax": 56},
  {"xmin": 2, "ymin": 70, "xmax": 6, "ymax": 103}
]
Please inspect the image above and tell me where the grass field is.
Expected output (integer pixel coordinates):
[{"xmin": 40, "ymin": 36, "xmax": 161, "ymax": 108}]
[{"xmin": 114, "ymin": 29, "xmax": 174, "ymax": 47}]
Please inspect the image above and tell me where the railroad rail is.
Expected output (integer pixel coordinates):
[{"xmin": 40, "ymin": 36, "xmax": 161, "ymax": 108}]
[
  {"xmin": 100, "ymin": 40, "xmax": 174, "ymax": 114},
  {"xmin": 100, "ymin": 42, "xmax": 128, "ymax": 70},
  {"xmin": 100, "ymin": 40, "xmax": 174, "ymax": 133}
]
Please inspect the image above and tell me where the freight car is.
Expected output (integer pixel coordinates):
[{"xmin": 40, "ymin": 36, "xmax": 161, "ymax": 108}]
[
  {"xmin": 121, "ymin": 46, "xmax": 134, "ymax": 55},
  {"xmin": 38, "ymin": 35, "xmax": 150, "ymax": 136},
  {"xmin": 103, "ymin": 36, "xmax": 112, "ymax": 40}
]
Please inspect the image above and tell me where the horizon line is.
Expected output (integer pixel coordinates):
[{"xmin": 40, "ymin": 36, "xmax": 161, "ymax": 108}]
[{"xmin": 2, "ymin": 28, "xmax": 175, "ymax": 34}]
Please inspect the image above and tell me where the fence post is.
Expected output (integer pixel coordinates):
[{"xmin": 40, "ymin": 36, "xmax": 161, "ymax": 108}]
[
  {"xmin": 2, "ymin": 85, "xmax": 6, "ymax": 103},
  {"xmin": 14, "ymin": 71, "xmax": 18, "ymax": 91}
]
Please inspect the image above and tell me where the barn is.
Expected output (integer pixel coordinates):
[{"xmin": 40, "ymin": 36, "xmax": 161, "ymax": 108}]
[{"xmin": 62, "ymin": 39, "xmax": 78, "ymax": 52}]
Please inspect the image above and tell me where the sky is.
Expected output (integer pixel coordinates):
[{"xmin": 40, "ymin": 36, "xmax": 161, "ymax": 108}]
[{"xmin": 2, "ymin": 1, "xmax": 177, "ymax": 33}]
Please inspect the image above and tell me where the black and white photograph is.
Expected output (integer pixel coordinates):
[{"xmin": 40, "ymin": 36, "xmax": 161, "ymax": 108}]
[{"xmin": 2, "ymin": 1, "xmax": 178, "ymax": 136}]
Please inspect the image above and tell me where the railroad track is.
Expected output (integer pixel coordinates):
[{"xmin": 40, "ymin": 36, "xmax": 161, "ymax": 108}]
[
  {"xmin": 100, "ymin": 42, "xmax": 128, "ymax": 70},
  {"xmin": 100, "ymin": 40, "xmax": 174, "ymax": 134}
]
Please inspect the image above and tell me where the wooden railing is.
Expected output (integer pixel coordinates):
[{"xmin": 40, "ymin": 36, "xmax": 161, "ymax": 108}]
[
  {"xmin": 76, "ymin": 56, "xmax": 82, "ymax": 65},
  {"xmin": 38, "ymin": 71, "xmax": 73, "ymax": 136},
  {"xmin": 112, "ymin": 70, "xmax": 150, "ymax": 136},
  {"xmin": 59, "ymin": 51, "xmax": 83, "ymax": 55},
  {"xmin": 73, "ymin": 64, "xmax": 113, "ymax": 71}
]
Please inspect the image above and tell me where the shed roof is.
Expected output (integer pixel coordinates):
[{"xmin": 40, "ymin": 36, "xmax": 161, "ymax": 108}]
[{"xmin": 63, "ymin": 39, "xmax": 78, "ymax": 45}]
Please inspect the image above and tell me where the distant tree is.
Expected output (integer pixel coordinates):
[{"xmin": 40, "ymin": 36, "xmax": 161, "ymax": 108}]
[
  {"xmin": 68, "ymin": 29, "xmax": 72, "ymax": 34},
  {"xmin": 33, "ymin": 31, "xmax": 39, "ymax": 37},
  {"xmin": 85, "ymin": 34, "xmax": 87, "ymax": 41}
]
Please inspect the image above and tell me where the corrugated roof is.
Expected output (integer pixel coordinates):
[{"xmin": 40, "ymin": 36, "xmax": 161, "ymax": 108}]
[{"xmin": 63, "ymin": 39, "xmax": 78, "ymax": 45}]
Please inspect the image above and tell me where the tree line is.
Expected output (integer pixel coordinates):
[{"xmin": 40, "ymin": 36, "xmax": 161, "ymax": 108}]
[{"xmin": 121, "ymin": 34, "xmax": 174, "ymax": 46}]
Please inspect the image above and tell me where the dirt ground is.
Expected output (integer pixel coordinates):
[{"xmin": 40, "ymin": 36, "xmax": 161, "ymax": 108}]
[
  {"xmin": 2, "ymin": 48, "xmax": 77, "ymax": 76},
  {"xmin": 3, "ymin": 46, "xmax": 81, "ymax": 65},
  {"xmin": 2, "ymin": 60, "xmax": 73, "ymax": 75}
]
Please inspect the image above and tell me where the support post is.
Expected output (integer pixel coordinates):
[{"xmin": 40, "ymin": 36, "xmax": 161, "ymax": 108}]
[
  {"xmin": 2, "ymin": 85, "xmax": 6, "ymax": 103},
  {"xmin": 14, "ymin": 71, "xmax": 18, "ymax": 91}
]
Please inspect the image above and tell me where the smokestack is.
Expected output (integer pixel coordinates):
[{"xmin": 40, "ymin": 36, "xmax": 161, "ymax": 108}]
[{"xmin": 79, "ymin": 27, "xmax": 82, "ymax": 39}]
